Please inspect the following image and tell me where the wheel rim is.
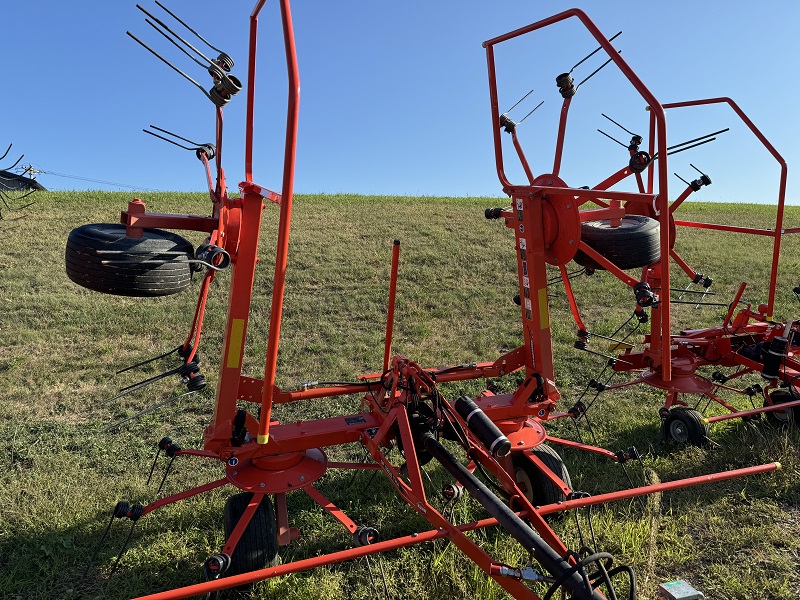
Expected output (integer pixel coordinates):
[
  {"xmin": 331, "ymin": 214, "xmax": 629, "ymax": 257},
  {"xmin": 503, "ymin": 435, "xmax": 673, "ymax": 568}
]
[
  {"xmin": 669, "ymin": 419, "xmax": 689, "ymax": 443},
  {"xmin": 773, "ymin": 408, "xmax": 791, "ymax": 424},
  {"xmin": 515, "ymin": 468, "xmax": 534, "ymax": 502}
]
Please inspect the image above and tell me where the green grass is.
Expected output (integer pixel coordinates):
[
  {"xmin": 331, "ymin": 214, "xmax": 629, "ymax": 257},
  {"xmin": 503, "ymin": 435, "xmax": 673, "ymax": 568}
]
[{"xmin": 1, "ymin": 191, "xmax": 800, "ymax": 599}]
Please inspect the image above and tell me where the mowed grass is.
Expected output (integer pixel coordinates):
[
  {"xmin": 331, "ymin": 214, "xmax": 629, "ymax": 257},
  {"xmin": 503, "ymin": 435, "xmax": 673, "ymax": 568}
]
[{"xmin": 1, "ymin": 191, "xmax": 800, "ymax": 600}]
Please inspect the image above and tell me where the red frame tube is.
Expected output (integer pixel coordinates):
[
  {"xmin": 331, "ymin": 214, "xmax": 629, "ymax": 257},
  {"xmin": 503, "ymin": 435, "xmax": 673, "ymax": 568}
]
[
  {"xmin": 256, "ymin": 0, "xmax": 301, "ymax": 444},
  {"xmin": 383, "ymin": 240, "xmax": 401, "ymax": 371},
  {"xmin": 661, "ymin": 97, "xmax": 789, "ymax": 317}
]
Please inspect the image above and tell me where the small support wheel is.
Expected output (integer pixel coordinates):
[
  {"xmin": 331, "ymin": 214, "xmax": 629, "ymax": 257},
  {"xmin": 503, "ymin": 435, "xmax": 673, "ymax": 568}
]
[
  {"xmin": 764, "ymin": 389, "xmax": 798, "ymax": 427},
  {"xmin": 66, "ymin": 223, "xmax": 194, "ymax": 297},
  {"xmin": 573, "ymin": 215, "xmax": 660, "ymax": 270},
  {"xmin": 662, "ymin": 406, "xmax": 708, "ymax": 445},
  {"xmin": 223, "ymin": 492, "xmax": 279, "ymax": 578},
  {"xmin": 513, "ymin": 444, "xmax": 572, "ymax": 516}
]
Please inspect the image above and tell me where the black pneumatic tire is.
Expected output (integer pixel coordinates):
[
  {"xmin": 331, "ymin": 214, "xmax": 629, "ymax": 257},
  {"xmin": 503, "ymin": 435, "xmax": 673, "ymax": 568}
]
[
  {"xmin": 573, "ymin": 215, "xmax": 660, "ymax": 270},
  {"xmin": 223, "ymin": 492, "xmax": 279, "ymax": 577},
  {"xmin": 662, "ymin": 406, "xmax": 708, "ymax": 445},
  {"xmin": 513, "ymin": 444, "xmax": 572, "ymax": 511},
  {"xmin": 65, "ymin": 223, "xmax": 194, "ymax": 297},
  {"xmin": 764, "ymin": 389, "xmax": 799, "ymax": 427}
]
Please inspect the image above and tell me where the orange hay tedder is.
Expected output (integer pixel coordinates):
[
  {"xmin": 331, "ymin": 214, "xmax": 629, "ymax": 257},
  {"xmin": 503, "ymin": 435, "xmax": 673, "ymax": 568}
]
[{"xmin": 66, "ymin": 2, "xmax": 798, "ymax": 599}]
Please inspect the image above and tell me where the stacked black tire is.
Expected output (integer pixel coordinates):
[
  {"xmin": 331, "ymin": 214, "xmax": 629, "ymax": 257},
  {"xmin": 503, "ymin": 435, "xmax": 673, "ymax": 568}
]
[
  {"xmin": 574, "ymin": 215, "xmax": 660, "ymax": 270},
  {"xmin": 66, "ymin": 223, "xmax": 194, "ymax": 297}
]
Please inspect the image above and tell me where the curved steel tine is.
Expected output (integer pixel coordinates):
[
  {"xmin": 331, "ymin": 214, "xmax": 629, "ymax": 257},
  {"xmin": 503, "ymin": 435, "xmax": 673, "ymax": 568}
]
[
  {"xmin": 127, "ymin": 31, "xmax": 216, "ymax": 104},
  {"xmin": 154, "ymin": 0, "xmax": 226, "ymax": 56},
  {"xmin": 0, "ymin": 143, "xmax": 11, "ymax": 162},
  {"xmin": 136, "ymin": 4, "xmax": 214, "ymax": 67},
  {"xmin": 145, "ymin": 17, "xmax": 207, "ymax": 70}
]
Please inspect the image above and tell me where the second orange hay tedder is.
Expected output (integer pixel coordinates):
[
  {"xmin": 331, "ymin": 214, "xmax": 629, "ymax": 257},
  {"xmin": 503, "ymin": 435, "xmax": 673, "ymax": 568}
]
[{"xmin": 65, "ymin": 2, "xmax": 798, "ymax": 599}]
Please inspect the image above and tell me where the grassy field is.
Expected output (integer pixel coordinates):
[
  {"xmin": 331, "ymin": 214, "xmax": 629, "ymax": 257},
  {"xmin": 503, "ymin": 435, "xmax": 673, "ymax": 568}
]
[{"xmin": 2, "ymin": 191, "xmax": 800, "ymax": 600}]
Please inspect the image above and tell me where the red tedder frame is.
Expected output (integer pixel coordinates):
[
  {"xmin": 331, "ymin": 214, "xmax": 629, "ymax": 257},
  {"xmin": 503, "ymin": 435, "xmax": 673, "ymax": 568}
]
[{"xmin": 103, "ymin": 4, "xmax": 790, "ymax": 600}]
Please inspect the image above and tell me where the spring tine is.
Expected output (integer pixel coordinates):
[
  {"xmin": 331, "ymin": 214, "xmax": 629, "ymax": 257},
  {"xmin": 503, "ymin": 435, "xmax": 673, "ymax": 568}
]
[
  {"xmin": 0, "ymin": 143, "xmax": 11, "ymax": 162},
  {"xmin": 116, "ymin": 345, "xmax": 181, "ymax": 375},
  {"xmin": 569, "ymin": 31, "xmax": 622, "ymax": 74},
  {"xmin": 107, "ymin": 521, "xmax": 138, "ymax": 578},
  {"xmin": 668, "ymin": 129, "xmax": 729, "ymax": 152},
  {"xmin": 678, "ymin": 281, "xmax": 693, "ymax": 300},
  {"xmin": 601, "ymin": 113, "xmax": 637, "ymax": 136},
  {"xmin": 136, "ymin": 4, "xmax": 214, "ymax": 66},
  {"xmin": 127, "ymin": 31, "xmax": 215, "ymax": 104},
  {"xmin": 695, "ymin": 286, "xmax": 712, "ymax": 309},
  {"xmin": 674, "ymin": 172, "xmax": 692, "ymax": 188},
  {"xmin": 517, "ymin": 100, "xmax": 544, "ymax": 125},
  {"xmin": 156, "ymin": 455, "xmax": 178, "ymax": 496},
  {"xmin": 575, "ymin": 53, "xmax": 619, "ymax": 91},
  {"xmin": 3, "ymin": 154, "xmax": 24, "ymax": 172},
  {"xmin": 503, "ymin": 88, "xmax": 534, "ymax": 115},
  {"xmin": 690, "ymin": 163, "xmax": 708, "ymax": 176},
  {"xmin": 144, "ymin": 17, "xmax": 207, "ymax": 70},
  {"xmin": 154, "ymin": 0, "xmax": 226, "ymax": 56},
  {"xmin": 597, "ymin": 129, "xmax": 627, "ymax": 148},
  {"xmin": 665, "ymin": 138, "xmax": 715, "ymax": 157},
  {"xmin": 143, "ymin": 128, "xmax": 196, "ymax": 151},
  {"xmin": 100, "ymin": 367, "xmax": 182, "ymax": 406},
  {"xmin": 104, "ymin": 390, "xmax": 196, "ymax": 431},
  {"xmin": 149, "ymin": 125, "xmax": 204, "ymax": 147},
  {"xmin": 146, "ymin": 447, "xmax": 164, "ymax": 485}
]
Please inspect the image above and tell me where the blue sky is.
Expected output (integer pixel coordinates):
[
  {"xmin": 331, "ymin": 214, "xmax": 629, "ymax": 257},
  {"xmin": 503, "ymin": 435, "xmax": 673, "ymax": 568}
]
[{"xmin": 4, "ymin": 1, "xmax": 799, "ymax": 204}]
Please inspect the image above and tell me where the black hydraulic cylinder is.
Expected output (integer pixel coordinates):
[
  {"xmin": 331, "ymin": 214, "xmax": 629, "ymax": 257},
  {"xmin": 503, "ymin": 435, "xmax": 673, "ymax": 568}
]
[
  {"xmin": 455, "ymin": 396, "xmax": 511, "ymax": 457},
  {"xmin": 762, "ymin": 336, "xmax": 788, "ymax": 380},
  {"xmin": 418, "ymin": 430, "xmax": 604, "ymax": 600}
]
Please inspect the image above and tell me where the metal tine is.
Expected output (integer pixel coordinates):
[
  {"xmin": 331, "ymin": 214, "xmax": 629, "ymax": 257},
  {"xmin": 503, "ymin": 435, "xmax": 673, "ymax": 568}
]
[
  {"xmin": 695, "ymin": 284, "xmax": 713, "ymax": 309},
  {"xmin": 104, "ymin": 390, "xmax": 197, "ymax": 432},
  {"xmin": 666, "ymin": 138, "xmax": 715, "ymax": 157},
  {"xmin": 690, "ymin": 163, "xmax": 708, "ymax": 176},
  {"xmin": 503, "ymin": 88, "xmax": 534, "ymax": 115},
  {"xmin": 127, "ymin": 31, "xmax": 215, "ymax": 104},
  {"xmin": 0, "ymin": 143, "xmax": 11, "ymax": 162},
  {"xmin": 154, "ymin": 0, "xmax": 227, "ymax": 58},
  {"xmin": 149, "ymin": 125, "xmax": 204, "ymax": 147},
  {"xmin": 601, "ymin": 113, "xmax": 637, "ymax": 136},
  {"xmin": 569, "ymin": 31, "xmax": 622, "ymax": 74},
  {"xmin": 669, "ymin": 128, "xmax": 729, "ymax": 152},
  {"xmin": 2, "ymin": 154, "xmax": 24, "ymax": 172},
  {"xmin": 137, "ymin": 4, "xmax": 216, "ymax": 68},
  {"xmin": 116, "ymin": 345, "xmax": 182, "ymax": 375},
  {"xmin": 143, "ymin": 129, "xmax": 197, "ymax": 152},
  {"xmin": 100, "ymin": 366, "xmax": 182, "ymax": 406},
  {"xmin": 575, "ymin": 52, "xmax": 620, "ymax": 92},
  {"xmin": 517, "ymin": 100, "xmax": 544, "ymax": 126},
  {"xmin": 597, "ymin": 129, "xmax": 627, "ymax": 148},
  {"xmin": 674, "ymin": 172, "xmax": 691, "ymax": 188},
  {"xmin": 145, "ymin": 17, "xmax": 208, "ymax": 70},
  {"xmin": 653, "ymin": 129, "xmax": 729, "ymax": 159}
]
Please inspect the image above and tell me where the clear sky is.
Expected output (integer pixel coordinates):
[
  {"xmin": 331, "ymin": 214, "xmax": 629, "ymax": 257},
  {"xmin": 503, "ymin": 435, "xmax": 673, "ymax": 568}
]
[{"xmin": 4, "ymin": 1, "xmax": 799, "ymax": 204}]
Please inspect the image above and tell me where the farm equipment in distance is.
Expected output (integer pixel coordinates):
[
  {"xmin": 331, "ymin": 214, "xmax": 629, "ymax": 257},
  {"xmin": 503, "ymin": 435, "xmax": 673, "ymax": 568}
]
[{"xmin": 65, "ymin": 2, "xmax": 794, "ymax": 599}]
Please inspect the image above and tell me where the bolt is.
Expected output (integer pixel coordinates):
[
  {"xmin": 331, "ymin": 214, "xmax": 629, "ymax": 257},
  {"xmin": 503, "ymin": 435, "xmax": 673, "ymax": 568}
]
[
  {"xmin": 259, "ymin": 482, "xmax": 265, "ymax": 488},
  {"xmin": 566, "ymin": 204, "xmax": 572, "ymax": 209},
  {"xmin": 232, "ymin": 471, "xmax": 238, "ymax": 476},
  {"xmin": 518, "ymin": 440, "xmax": 525, "ymax": 445},
  {"xmin": 569, "ymin": 239, "xmax": 574, "ymax": 244},
  {"xmin": 299, "ymin": 475, "xmax": 305, "ymax": 482}
]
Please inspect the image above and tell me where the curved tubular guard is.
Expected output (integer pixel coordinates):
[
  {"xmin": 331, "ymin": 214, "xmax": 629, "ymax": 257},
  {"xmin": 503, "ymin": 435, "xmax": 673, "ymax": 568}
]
[
  {"xmin": 483, "ymin": 8, "xmax": 673, "ymax": 380},
  {"xmin": 659, "ymin": 97, "xmax": 791, "ymax": 317}
]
